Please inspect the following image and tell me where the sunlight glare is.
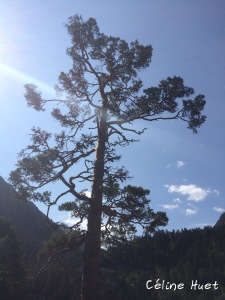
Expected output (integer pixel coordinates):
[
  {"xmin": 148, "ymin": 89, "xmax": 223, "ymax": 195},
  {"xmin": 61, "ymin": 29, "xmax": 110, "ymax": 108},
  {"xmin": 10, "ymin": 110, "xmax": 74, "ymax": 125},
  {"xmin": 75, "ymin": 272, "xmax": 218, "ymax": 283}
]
[{"xmin": 0, "ymin": 62, "xmax": 55, "ymax": 96}]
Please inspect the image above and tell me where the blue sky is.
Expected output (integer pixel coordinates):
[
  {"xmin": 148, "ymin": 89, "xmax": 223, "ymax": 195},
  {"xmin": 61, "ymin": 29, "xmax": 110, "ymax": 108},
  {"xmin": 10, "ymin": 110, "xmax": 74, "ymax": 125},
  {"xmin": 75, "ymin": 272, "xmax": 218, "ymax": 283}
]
[{"xmin": 0, "ymin": 0, "xmax": 225, "ymax": 231}]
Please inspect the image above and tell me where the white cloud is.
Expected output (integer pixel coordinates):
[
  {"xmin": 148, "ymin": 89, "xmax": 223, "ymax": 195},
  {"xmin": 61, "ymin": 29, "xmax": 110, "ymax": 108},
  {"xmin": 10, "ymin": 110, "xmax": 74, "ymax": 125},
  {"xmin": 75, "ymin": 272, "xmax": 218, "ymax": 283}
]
[
  {"xmin": 65, "ymin": 213, "xmax": 87, "ymax": 230},
  {"xmin": 166, "ymin": 161, "xmax": 185, "ymax": 169},
  {"xmin": 166, "ymin": 164, "xmax": 172, "ymax": 169},
  {"xmin": 177, "ymin": 161, "xmax": 185, "ymax": 169},
  {"xmin": 187, "ymin": 203, "xmax": 196, "ymax": 208},
  {"xmin": 80, "ymin": 219, "xmax": 88, "ymax": 230},
  {"xmin": 173, "ymin": 198, "xmax": 182, "ymax": 203},
  {"xmin": 212, "ymin": 190, "xmax": 220, "ymax": 196},
  {"xmin": 165, "ymin": 184, "xmax": 219, "ymax": 202},
  {"xmin": 63, "ymin": 190, "xmax": 91, "ymax": 230},
  {"xmin": 213, "ymin": 207, "xmax": 225, "ymax": 213},
  {"xmin": 64, "ymin": 217, "xmax": 77, "ymax": 226},
  {"xmin": 185, "ymin": 208, "xmax": 197, "ymax": 216},
  {"xmin": 85, "ymin": 191, "xmax": 91, "ymax": 198},
  {"xmin": 160, "ymin": 204, "xmax": 179, "ymax": 210}
]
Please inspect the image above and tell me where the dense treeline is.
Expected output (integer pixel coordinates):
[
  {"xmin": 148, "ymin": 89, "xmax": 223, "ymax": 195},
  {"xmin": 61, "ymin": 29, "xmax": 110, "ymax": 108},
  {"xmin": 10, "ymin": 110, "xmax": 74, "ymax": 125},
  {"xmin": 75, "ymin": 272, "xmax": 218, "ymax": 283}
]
[
  {"xmin": 0, "ymin": 217, "xmax": 82, "ymax": 300},
  {"xmin": 106, "ymin": 226, "xmax": 225, "ymax": 279},
  {"xmin": 1, "ymin": 217, "xmax": 225, "ymax": 299},
  {"xmin": 103, "ymin": 225, "xmax": 225, "ymax": 299}
]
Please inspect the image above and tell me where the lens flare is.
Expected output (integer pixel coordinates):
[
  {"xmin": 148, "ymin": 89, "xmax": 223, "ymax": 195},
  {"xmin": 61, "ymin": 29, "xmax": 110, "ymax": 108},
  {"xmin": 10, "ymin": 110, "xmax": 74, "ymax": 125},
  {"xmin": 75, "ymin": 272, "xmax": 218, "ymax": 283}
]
[{"xmin": 0, "ymin": 62, "xmax": 54, "ymax": 96}]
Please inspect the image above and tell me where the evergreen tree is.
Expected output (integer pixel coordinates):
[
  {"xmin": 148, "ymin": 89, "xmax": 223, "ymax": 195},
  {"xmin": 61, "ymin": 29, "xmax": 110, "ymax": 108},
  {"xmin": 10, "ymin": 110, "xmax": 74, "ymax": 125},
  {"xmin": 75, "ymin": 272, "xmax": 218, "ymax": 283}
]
[{"xmin": 9, "ymin": 15, "xmax": 206, "ymax": 300}]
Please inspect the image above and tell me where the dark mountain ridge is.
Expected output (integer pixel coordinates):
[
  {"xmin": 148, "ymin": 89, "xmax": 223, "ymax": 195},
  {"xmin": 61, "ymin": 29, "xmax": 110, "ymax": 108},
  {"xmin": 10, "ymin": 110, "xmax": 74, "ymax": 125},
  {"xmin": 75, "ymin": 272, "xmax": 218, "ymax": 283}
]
[
  {"xmin": 0, "ymin": 176, "xmax": 54, "ymax": 252},
  {"xmin": 214, "ymin": 212, "xmax": 225, "ymax": 228}
]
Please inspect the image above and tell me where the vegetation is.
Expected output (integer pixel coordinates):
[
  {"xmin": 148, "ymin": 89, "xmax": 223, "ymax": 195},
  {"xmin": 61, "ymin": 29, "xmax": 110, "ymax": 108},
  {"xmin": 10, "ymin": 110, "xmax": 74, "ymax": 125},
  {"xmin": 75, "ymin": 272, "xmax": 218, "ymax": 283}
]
[
  {"xmin": 101, "ymin": 225, "xmax": 225, "ymax": 299},
  {"xmin": 1, "ymin": 215, "xmax": 225, "ymax": 299},
  {"xmin": 0, "ymin": 218, "xmax": 25, "ymax": 300},
  {"xmin": 9, "ymin": 15, "xmax": 206, "ymax": 299}
]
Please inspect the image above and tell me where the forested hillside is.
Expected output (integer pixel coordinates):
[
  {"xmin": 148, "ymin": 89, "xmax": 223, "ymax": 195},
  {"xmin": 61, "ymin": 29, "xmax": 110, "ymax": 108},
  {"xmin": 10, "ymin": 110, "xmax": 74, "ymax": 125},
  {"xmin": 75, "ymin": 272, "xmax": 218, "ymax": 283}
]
[{"xmin": 103, "ymin": 226, "xmax": 225, "ymax": 299}]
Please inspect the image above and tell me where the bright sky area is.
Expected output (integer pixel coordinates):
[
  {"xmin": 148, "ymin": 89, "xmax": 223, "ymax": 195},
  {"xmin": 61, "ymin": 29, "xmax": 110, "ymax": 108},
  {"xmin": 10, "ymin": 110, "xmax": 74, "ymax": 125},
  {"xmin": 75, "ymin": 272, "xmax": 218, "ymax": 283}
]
[{"xmin": 0, "ymin": 0, "xmax": 224, "ymax": 231}]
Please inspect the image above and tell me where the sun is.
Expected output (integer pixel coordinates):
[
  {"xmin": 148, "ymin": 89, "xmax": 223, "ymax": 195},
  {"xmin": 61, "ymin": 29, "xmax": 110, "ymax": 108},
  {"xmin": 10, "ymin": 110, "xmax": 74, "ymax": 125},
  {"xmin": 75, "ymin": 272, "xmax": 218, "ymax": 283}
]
[{"xmin": 0, "ymin": 6, "xmax": 56, "ymax": 99}]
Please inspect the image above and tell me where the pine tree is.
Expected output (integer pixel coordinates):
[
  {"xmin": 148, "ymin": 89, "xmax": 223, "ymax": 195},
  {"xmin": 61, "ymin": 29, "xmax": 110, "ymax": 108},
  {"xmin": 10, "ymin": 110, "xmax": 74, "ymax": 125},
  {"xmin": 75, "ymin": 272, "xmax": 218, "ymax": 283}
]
[{"xmin": 9, "ymin": 15, "xmax": 206, "ymax": 300}]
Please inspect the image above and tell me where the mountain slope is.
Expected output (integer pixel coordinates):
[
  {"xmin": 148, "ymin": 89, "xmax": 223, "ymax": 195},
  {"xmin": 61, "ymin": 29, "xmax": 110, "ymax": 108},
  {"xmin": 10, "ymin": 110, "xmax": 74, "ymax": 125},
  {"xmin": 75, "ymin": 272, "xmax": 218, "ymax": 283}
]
[
  {"xmin": 0, "ymin": 176, "xmax": 53, "ymax": 252},
  {"xmin": 214, "ymin": 212, "xmax": 225, "ymax": 227}
]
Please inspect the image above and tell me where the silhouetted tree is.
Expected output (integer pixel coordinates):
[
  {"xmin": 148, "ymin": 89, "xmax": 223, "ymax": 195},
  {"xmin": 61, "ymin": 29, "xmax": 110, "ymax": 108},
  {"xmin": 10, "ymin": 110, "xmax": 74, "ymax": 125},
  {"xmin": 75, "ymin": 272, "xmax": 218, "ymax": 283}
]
[{"xmin": 10, "ymin": 15, "xmax": 206, "ymax": 300}]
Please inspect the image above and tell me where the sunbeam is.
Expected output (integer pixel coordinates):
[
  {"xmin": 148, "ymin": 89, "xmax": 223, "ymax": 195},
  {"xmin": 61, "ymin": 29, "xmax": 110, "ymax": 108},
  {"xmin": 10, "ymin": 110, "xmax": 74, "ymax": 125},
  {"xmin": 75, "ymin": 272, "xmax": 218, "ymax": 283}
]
[{"xmin": 0, "ymin": 62, "xmax": 54, "ymax": 96}]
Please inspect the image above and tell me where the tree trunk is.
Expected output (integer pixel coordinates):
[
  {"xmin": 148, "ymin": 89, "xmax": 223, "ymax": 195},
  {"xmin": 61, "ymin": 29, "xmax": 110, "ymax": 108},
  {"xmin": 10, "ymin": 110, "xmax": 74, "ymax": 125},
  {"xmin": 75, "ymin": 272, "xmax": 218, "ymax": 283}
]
[{"xmin": 81, "ymin": 107, "xmax": 107, "ymax": 300}]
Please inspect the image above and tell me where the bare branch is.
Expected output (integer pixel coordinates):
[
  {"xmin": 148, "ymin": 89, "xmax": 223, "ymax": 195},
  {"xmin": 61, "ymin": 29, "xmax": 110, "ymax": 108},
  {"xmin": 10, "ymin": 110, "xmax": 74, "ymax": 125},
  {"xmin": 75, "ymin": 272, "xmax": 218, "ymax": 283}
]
[
  {"xmin": 47, "ymin": 190, "xmax": 71, "ymax": 219},
  {"xmin": 118, "ymin": 124, "xmax": 147, "ymax": 135}
]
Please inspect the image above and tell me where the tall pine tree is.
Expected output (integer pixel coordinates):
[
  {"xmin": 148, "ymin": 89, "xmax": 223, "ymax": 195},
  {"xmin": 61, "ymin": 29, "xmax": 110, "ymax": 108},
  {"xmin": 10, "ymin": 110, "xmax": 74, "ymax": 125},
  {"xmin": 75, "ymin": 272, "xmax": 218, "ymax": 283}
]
[{"xmin": 10, "ymin": 15, "xmax": 206, "ymax": 300}]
